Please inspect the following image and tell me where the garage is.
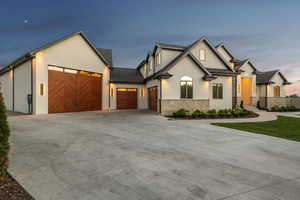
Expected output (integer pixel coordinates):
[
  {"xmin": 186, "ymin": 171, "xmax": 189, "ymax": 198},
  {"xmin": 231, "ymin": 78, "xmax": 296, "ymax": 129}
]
[
  {"xmin": 148, "ymin": 86, "xmax": 158, "ymax": 111},
  {"xmin": 48, "ymin": 66, "xmax": 102, "ymax": 113},
  {"xmin": 116, "ymin": 88, "xmax": 137, "ymax": 110}
]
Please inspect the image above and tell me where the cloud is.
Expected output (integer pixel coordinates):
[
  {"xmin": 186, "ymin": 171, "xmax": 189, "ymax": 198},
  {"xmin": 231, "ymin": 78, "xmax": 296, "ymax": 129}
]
[{"xmin": 285, "ymin": 81, "xmax": 300, "ymax": 95}]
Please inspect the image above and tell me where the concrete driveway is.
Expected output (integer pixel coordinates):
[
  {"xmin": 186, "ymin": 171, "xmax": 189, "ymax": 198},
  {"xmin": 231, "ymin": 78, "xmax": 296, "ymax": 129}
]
[{"xmin": 8, "ymin": 111, "xmax": 300, "ymax": 200}]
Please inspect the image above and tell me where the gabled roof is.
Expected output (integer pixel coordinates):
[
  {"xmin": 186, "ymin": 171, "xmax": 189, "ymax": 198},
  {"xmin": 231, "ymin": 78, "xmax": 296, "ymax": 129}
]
[
  {"xmin": 215, "ymin": 43, "xmax": 235, "ymax": 60},
  {"xmin": 256, "ymin": 70, "xmax": 289, "ymax": 85},
  {"xmin": 232, "ymin": 58, "xmax": 257, "ymax": 72},
  {"xmin": 110, "ymin": 67, "xmax": 145, "ymax": 84},
  {"xmin": 150, "ymin": 49, "xmax": 212, "ymax": 80},
  {"xmin": 187, "ymin": 37, "xmax": 235, "ymax": 72},
  {"xmin": 1, "ymin": 32, "xmax": 110, "ymax": 74},
  {"xmin": 97, "ymin": 48, "xmax": 113, "ymax": 67},
  {"xmin": 206, "ymin": 68, "xmax": 237, "ymax": 76}
]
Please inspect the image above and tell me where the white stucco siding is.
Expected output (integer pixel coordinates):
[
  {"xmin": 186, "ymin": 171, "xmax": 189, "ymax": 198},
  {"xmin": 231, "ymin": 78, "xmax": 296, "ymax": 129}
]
[
  {"xmin": 190, "ymin": 41, "xmax": 228, "ymax": 69},
  {"xmin": 14, "ymin": 60, "xmax": 32, "ymax": 113},
  {"xmin": 0, "ymin": 70, "xmax": 13, "ymax": 110},
  {"xmin": 110, "ymin": 83, "xmax": 147, "ymax": 109},
  {"xmin": 162, "ymin": 56, "xmax": 209, "ymax": 100},
  {"xmin": 257, "ymin": 85, "xmax": 267, "ymax": 97},
  {"xmin": 268, "ymin": 73, "xmax": 286, "ymax": 97},
  {"xmin": 217, "ymin": 46, "xmax": 232, "ymax": 63},
  {"xmin": 158, "ymin": 49, "xmax": 181, "ymax": 72},
  {"xmin": 209, "ymin": 76, "xmax": 233, "ymax": 110},
  {"xmin": 34, "ymin": 34, "xmax": 109, "ymax": 114}
]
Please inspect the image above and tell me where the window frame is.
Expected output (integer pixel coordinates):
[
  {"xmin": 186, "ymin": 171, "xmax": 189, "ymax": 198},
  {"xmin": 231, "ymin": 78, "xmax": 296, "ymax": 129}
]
[
  {"xmin": 199, "ymin": 49, "xmax": 206, "ymax": 61},
  {"xmin": 212, "ymin": 83, "xmax": 223, "ymax": 99},
  {"xmin": 180, "ymin": 76, "xmax": 193, "ymax": 99}
]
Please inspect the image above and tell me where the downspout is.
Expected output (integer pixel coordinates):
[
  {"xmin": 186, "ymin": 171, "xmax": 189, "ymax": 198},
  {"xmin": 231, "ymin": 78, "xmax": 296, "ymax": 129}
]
[
  {"xmin": 265, "ymin": 84, "xmax": 268, "ymax": 109},
  {"xmin": 108, "ymin": 83, "xmax": 111, "ymax": 109},
  {"xmin": 30, "ymin": 59, "xmax": 33, "ymax": 114},
  {"xmin": 159, "ymin": 79, "xmax": 162, "ymax": 113},
  {"xmin": 234, "ymin": 75, "xmax": 237, "ymax": 108},
  {"xmin": 12, "ymin": 67, "xmax": 14, "ymax": 111}
]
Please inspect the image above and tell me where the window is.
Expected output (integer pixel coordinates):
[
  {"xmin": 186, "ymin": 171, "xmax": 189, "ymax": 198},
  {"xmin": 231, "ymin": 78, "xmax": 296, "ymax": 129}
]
[
  {"xmin": 199, "ymin": 49, "xmax": 206, "ymax": 61},
  {"xmin": 149, "ymin": 58, "xmax": 153, "ymax": 72},
  {"xmin": 64, "ymin": 69, "xmax": 77, "ymax": 74},
  {"xmin": 212, "ymin": 83, "xmax": 223, "ymax": 99},
  {"xmin": 140, "ymin": 88, "xmax": 145, "ymax": 97},
  {"xmin": 48, "ymin": 66, "xmax": 63, "ymax": 72},
  {"xmin": 274, "ymin": 86, "xmax": 280, "ymax": 97},
  {"xmin": 180, "ymin": 76, "xmax": 193, "ymax": 99},
  {"xmin": 157, "ymin": 52, "xmax": 161, "ymax": 65}
]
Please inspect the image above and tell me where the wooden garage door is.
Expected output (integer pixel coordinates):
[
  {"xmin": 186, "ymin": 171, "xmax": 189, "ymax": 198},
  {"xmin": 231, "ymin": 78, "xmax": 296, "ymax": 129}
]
[
  {"xmin": 48, "ymin": 69, "xmax": 102, "ymax": 113},
  {"xmin": 148, "ymin": 87, "xmax": 157, "ymax": 111},
  {"xmin": 117, "ymin": 88, "xmax": 137, "ymax": 110}
]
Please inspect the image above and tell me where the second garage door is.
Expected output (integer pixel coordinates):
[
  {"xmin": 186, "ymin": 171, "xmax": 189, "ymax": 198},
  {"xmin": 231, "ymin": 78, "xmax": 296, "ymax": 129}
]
[
  {"xmin": 117, "ymin": 88, "xmax": 137, "ymax": 110},
  {"xmin": 48, "ymin": 67, "xmax": 102, "ymax": 113}
]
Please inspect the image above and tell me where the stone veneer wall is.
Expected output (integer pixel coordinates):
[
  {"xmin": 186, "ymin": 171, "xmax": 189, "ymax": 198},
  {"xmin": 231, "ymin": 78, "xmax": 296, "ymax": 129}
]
[
  {"xmin": 161, "ymin": 99, "xmax": 209, "ymax": 116},
  {"xmin": 234, "ymin": 97, "xmax": 258, "ymax": 107},
  {"xmin": 259, "ymin": 97, "xmax": 300, "ymax": 109}
]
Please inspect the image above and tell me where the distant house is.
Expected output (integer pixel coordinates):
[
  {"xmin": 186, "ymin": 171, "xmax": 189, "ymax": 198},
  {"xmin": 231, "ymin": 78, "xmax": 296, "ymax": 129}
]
[{"xmin": 0, "ymin": 31, "xmax": 294, "ymax": 115}]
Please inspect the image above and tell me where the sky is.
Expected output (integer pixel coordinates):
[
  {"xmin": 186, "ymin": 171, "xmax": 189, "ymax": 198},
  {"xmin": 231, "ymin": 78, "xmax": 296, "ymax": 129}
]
[{"xmin": 1, "ymin": 0, "xmax": 300, "ymax": 93}]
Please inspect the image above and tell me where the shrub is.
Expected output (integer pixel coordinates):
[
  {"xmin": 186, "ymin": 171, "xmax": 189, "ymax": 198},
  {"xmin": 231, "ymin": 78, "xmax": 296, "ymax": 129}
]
[
  {"xmin": 173, "ymin": 109, "xmax": 189, "ymax": 118},
  {"xmin": 218, "ymin": 109, "xmax": 232, "ymax": 118},
  {"xmin": 240, "ymin": 109, "xmax": 251, "ymax": 116},
  {"xmin": 0, "ymin": 92, "xmax": 10, "ymax": 177},
  {"xmin": 271, "ymin": 106, "xmax": 280, "ymax": 112},
  {"xmin": 191, "ymin": 110, "xmax": 207, "ymax": 118},
  {"xmin": 280, "ymin": 106, "xmax": 287, "ymax": 112},
  {"xmin": 207, "ymin": 109, "xmax": 217, "ymax": 118},
  {"xmin": 231, "ymin": 108, "xmax": 243, "ymax": 117}
]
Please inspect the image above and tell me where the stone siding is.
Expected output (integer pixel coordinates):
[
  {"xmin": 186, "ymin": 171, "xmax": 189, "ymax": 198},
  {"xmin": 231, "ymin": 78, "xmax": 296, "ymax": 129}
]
[
  {"xmin": 258, "ymin": 97, "xmax": 300, "ymax": 109},
  {"xmin": 161, "ymin": 99, "xmax": 209, "ymax": 116},
  {"xmin": 234, "ymin": 97, "xmax": 258, "ymax": 107}
]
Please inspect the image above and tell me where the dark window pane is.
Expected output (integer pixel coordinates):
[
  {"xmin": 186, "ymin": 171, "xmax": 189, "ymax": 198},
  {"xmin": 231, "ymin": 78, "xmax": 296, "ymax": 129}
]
[
  {"xmin": 218, "ymin": 84, "xmax": 223, "ymax": 99},
  {"xmin": 181, "ymin": 83, "xmax": 186, "ymax": 98},
  {"xmin": 187, "ymin": 84, "xmax": 193, "ymax": 98},
  {"xmin": 213, "ymin": 85, "xmax": 217, "ymax": 99}
]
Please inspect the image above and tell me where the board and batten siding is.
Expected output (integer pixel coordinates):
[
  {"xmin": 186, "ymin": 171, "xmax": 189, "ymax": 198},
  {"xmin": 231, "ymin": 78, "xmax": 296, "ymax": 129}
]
[{"xmin": 34, "ymin": 34, "xmax": 109, "ymax": 114}]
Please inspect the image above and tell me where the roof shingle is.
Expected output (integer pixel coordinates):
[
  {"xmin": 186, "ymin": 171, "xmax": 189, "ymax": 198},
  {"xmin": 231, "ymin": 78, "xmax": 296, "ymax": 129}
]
[{"xmin": 110, "ymin": 68, "xmax": 144, "ymax": 84}]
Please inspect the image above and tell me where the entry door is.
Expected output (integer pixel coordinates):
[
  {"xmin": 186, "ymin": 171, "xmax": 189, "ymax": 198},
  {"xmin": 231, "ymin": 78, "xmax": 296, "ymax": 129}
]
[
  {"xmin": 241, "ymin": 78, "xmax": 252, "ymax": 106},
  {"xmin": 116, "ymin": 88, "xmax": 137, "ymax": 109},
  {"xmin": 148, "ymin": 87, "xmax": 158, "ymax": 111}
]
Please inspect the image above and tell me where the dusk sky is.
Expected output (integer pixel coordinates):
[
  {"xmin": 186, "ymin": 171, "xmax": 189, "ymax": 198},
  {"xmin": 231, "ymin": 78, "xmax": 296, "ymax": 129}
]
[{"xmin": 1, "ymin": 0, "xmax": 300, "ymax": 91}]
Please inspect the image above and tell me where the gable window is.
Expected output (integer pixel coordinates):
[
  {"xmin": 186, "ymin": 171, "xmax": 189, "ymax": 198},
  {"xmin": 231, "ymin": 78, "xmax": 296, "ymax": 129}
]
[
  {"xmin": 180, "ymin": 76, "xmax": 193, "ymax": 99},
  {"xmin": 212, "ymin": 83, "xmax": 223, "ymax": 99},
  {"xmin": 199, "ymin": 49, "xmax": 206, "ymax": 61},
  {"xmin": 149, "ymin": 58, "xmax": 153, "ymax": 72},
  {"xmin": 274, "ymin": 86, "xmax": 280, "ymax": 97},
  {"xmin": 157, "ymin": 52, "xmax": 161, "ymax": 65}
]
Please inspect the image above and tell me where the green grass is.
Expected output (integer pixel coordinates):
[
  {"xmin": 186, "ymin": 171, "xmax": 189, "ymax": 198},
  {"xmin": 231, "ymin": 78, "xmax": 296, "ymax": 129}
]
[{"xmin": 212, "ymin": 116, "xmax": 300, "ymax": 142}]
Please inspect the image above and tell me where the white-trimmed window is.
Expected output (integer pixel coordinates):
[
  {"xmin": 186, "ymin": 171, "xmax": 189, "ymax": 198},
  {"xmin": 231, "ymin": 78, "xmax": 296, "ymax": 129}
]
[
  {"xmin": 149, "ymin": 58, "xmax": 153, "ymax": 72},
  {"xmin": 180, "ymin": 76, "xmax": 193, "ymax": 99},
  {"xmin": 157, "ymin": 52, "xmax": 161, "ymax": 65},
  {"xmin": 212, "ymin": 83, "xmax": 223, "ymax": 99},
  {"xmin": 199, "ymin": 49, "xmax": 206, "ymax": 61}
]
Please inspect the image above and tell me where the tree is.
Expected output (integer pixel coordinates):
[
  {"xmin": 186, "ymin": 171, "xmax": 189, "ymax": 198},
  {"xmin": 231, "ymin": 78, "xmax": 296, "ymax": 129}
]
[{"xmin": 0, "ymin": 92, "xmax": 10, "ymax": 177}]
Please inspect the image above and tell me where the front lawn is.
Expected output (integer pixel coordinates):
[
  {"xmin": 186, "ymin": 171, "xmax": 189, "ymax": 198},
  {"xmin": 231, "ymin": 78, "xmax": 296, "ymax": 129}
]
[{"xmin": 212, "ymin": 116, "xmax": 300, "ymax": 142}]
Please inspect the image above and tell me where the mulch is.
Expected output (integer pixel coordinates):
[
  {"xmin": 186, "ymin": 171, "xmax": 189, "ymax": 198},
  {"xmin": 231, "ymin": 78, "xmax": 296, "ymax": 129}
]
[{"xmin": 0, "ymin": 173, "xmax": 34, "ymax": 200}]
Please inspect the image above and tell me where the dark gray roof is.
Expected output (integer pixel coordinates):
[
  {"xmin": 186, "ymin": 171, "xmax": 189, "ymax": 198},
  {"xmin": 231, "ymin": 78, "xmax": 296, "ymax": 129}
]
[
  {"xmin": 110, "ymin": 67, "xmax": 145, "ymax": 84},
  {"xmin": 231, "ymin": 58, "xmax": 248, "ymax": 68},
  {"xmin": 156, "ymin": 43, "xmax": 186, "ymax": 50},
  {"xmin": 206, "ymin": 68, "xmax": 237, "ymax": 76},
  {"xmin": 256, "ymin": 70, "xmax": 279, "ymax": 84},
  {"xmin": 97, "ymin": 48, "xmax": 113, "ymax": 67}
]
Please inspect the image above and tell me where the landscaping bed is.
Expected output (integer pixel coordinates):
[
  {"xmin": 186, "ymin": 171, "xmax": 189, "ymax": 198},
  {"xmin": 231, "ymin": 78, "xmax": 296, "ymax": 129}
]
[
  {"xmin": 169, "ymin": 108, "xmax": 259, "ymax": 119},
  {"xmin": 260, "ymin": 105, "xmax": 300, "ymax": 112},
  {"xmin": 212, "ymin": 116, "xmax": 300, "ymax": 142},
  {"xmin": 0, "ymin": 173, "xmax": 34, "ymax": 200}
]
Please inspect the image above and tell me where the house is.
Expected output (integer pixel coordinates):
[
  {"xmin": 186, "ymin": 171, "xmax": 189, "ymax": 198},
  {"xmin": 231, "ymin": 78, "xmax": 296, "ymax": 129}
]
[{"xmin": 0, "ymin": 31, "xmax": 293, "ymax": 115}]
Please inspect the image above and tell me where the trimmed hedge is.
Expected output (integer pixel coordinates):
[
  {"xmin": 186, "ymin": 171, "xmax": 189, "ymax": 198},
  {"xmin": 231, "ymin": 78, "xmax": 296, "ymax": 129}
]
[
  {"xmin": 0, "ymin": 92, "xmax": 10, "ymax": 177},
  {"xmin": 270, "ymin": 105, "xmax": 300, "ymax": 112},
  {"xmin": 172, "ymin": 108, "xmax": 256, "ymax": 119}
]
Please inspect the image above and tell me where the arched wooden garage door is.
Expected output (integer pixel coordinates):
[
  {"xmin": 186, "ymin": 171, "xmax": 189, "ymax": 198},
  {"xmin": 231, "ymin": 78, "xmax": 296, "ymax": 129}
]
[
  {"xmin": 48, "ymin": 66, "xmax": 102, "ymax": 113},
  {"xmin": 116, "ymin": 88, "xmax": 137, "ymax": 110}
]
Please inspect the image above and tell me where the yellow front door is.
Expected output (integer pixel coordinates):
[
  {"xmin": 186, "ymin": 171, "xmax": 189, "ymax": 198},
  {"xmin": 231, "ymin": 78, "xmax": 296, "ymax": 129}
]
[{"xmin": 241, "ymin": 78, "xmax": 252, "ymax": 105}]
